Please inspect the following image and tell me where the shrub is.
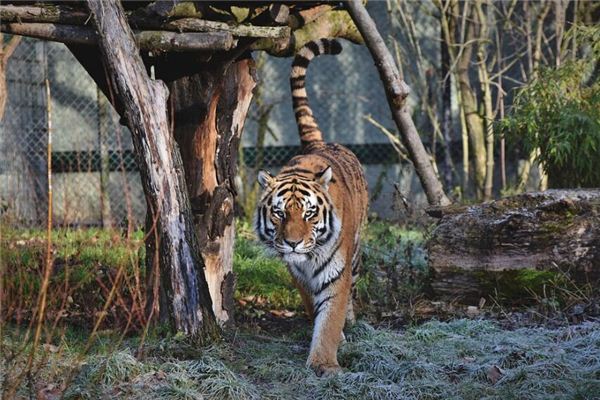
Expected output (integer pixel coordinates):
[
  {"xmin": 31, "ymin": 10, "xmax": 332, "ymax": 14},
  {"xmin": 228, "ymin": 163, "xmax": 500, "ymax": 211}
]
[{"xmin": 502, "ymin": 18, "xmax": 600, "ymax": 190}]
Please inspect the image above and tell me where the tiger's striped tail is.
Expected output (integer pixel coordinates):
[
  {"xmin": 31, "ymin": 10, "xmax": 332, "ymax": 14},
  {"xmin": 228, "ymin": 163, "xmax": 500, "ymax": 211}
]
[{"xmin": 291, "ymin": 39, "xmax": 342, "ymax": 147}]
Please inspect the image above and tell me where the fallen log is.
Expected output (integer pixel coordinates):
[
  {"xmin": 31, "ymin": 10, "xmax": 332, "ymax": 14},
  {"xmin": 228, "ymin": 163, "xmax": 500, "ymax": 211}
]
[{"xmin": 426, "ymin": 189, "xmax": 600, "ymax": 300}]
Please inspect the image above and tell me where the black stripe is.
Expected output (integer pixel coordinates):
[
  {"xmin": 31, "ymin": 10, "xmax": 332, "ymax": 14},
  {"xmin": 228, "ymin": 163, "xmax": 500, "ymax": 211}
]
[
  {"xmin": 313, "ymin": 295, "xmax": 334, "ymax": 318},
  {"xmin": 293, "ymin": 264, "xmax": 305, "ymax": 279},
  {"xmin": 300, "ymin": 139, "xmax": 316, "ymax": 146},
  {"xmin": 262, "ymin": 186, "xmax": 277, "ymax": 200},
  {"xmin": 318, "ymin": 230, "xmax": 334, "ymax": 246},
  {"xmin": 312, "ymin": 241, "xmax": 341, "ymax": 278},
  {"xmin": 261, "ymin": 206, "xmax": 268, "ymax": 230},
  {"xmin": 316, "ymin": 210, "xmax": 335, "ymax": 245},
  {"xmin": 315, "ymin": 269, "xmax": 343, "ymax": 296},
  {"xmin": 295, "ymin": 109, "xmax": 312, "ymax": 119},
  {"xmin": 292, "ymin": 55, "xmax": 310, "ymax": 69},
  {"xmin": 277, "ymin": 188, "xmax": 292, "ymax": 197},
  {"xmin": 329, "ymin": 39, "xmax": 342, "ymax": 54},
  {"xmin": 257, "ymin": 206, "xmax": 269, "ymax": 243},
  {"xmin": 322, "ymin": 39, "xmax": 331, "ymax": 54},
  {"xmin": 290, "ymin": 76, "xmax": 306, "ymax": 86},
  {"xmin": 256, "ymin": 207, "xmax": 262, "ymax": 232},
  {"xmin": 292, "ymin": 96, "xmax": 309, "ymax": 107},
  {"xmin": 306, "ymin": 41, "xmax": 320, "ymax": 56},
  {"xmin": 291, "ymin": 79, "xmax": 306, "ymax": 90},
  {"xmin": 352, "ymin": 257, "xmax": 360, "ymax": 274},
  {"xmin": 297, "ymin": 188, "xmax": 311, "ymax": 197},
  {"xmin": 258, "ymin": 231, "xmax": 269, "ymax": 243},
  {"xmin": 300, "ymin": 129, "xmax": 320, "ymax": 137}
]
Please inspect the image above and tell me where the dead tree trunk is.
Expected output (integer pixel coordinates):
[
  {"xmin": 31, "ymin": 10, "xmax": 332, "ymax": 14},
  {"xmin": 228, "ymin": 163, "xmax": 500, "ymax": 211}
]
[
  {"xmin": 346, "ymin": 0, "xmax": 451, "ymax": 206},
  {"xmin": 86, "ymin": 0, "xmax": 218, "ymax": 339},
  {"xmin": 427, "ymin": 190, "xmax": 600, "ymax": 300},
  {"xmin": 162, "ymin": 56, "xmax": 256, "ymax": 326}
]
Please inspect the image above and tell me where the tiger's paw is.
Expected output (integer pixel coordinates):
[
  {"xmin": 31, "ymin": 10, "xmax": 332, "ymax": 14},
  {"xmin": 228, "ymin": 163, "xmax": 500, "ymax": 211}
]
[{"xmin": 311, "ymin": 363, "xmax": 342, "ymax": 377}]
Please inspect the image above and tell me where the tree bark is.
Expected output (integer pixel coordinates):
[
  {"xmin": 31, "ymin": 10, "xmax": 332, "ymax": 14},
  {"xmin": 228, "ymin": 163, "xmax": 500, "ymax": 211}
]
[
  {"xmin": 164, "ymin": 56, "xmax": 257, "ymax": 326},
  {"xmin": 427, "ymin": 189, "xmax": 600, "ymax": 300},
  {"xmin": 86, "ymin": 0, "xmax": 218, "ymax": 339},
  {"xmin": 346, "ymin": 0, "xmax": 450, "ymax": 206}
]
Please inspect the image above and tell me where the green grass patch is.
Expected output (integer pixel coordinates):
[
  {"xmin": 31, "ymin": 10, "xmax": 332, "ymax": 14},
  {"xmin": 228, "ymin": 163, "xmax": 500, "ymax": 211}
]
[{"xmin": 233, "ymin": 223, "xmax": 300, "ymax": 310}]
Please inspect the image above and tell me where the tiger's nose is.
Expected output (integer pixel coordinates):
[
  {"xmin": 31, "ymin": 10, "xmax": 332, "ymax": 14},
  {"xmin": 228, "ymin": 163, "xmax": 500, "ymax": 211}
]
[{"xmin": 284, "ymin": 239, "xmax": 302, "ymax": 249}]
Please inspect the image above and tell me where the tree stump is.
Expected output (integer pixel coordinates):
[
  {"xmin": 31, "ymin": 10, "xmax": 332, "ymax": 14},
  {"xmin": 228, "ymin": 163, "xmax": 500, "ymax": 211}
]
[{"xmin": 426, "ymin": 189, "xmax": 600, "ymax": 300}]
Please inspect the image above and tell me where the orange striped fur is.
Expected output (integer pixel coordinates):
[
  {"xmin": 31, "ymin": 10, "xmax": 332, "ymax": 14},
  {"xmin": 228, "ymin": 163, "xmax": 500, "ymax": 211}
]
[{"xmin": 255, "ymin": 39, "xmax": 368, "ymax": 376}]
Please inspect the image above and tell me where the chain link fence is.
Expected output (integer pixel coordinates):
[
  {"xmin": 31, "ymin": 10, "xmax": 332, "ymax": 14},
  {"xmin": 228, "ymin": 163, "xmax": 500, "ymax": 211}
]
[
  {"xmin": 1, "ymin": 3, "xmax": 430, "ymax": 228},
  {"xmin": 1, "ymin": 38, "xmax": 145, "ymax": 227}
]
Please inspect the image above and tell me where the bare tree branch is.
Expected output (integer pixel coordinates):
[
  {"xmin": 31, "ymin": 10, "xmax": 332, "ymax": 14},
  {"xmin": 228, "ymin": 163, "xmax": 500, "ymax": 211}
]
[{"xmin": 346, "ymin": 0, "xmax": 450, "ymax": 206}]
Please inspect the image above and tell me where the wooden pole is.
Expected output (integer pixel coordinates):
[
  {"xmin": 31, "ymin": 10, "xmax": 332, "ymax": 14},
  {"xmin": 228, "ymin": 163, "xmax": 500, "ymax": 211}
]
[{"xmin": 86, "ymin": 0, "xmax": 218, "ymax": 338}]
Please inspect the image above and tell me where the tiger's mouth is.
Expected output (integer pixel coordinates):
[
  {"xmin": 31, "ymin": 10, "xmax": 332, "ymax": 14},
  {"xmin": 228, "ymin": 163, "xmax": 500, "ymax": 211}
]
[
  {"xmin": 274, "ymin": 245, "xmax": 314, "ymax": 255},
  {"xmin": 273, "ymin": 240, "xmax": 315, "ymax": 256}
]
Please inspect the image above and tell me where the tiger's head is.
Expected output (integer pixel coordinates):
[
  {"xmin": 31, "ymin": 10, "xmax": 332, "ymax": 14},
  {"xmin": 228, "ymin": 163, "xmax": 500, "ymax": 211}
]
[{"xmin": 254, "ymin": 166, "xmax": 340, "ymax": 263}]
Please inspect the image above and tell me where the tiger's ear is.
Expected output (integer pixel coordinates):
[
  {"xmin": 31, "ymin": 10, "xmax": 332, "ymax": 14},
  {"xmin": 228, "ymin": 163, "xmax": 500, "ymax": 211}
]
[
  {"xmin": 316, "ymin": 166, "xmax": 333, "ymax": 188},
  {"xmin": 257, "ymin": 170, "xmax": 274, "ymax": 188}
]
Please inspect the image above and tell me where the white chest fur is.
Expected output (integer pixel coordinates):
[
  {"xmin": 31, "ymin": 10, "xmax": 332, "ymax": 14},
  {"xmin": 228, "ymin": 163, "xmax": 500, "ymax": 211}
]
[{"xmin": 286, "ymin": 240, "xmax": 345, "ymax": 296}]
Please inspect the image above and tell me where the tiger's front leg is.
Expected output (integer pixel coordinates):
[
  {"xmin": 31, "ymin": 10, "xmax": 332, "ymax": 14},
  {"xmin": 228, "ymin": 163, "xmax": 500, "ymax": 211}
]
[{"xmin": 306, "ymin": 265, "xmax": 352, "ymax": 377}]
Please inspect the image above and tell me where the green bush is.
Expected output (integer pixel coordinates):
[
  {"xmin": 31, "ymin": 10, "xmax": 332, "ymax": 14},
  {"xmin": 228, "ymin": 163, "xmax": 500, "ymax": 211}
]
[{"xmin": 503, "ymin": 60, "xmax": 600, "ymax": 188}]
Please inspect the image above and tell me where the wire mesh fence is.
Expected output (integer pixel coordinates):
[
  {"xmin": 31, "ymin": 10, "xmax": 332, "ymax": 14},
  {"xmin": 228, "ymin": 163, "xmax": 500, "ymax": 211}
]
[
  {"xmin": 1, "ymin": 38, "xmax": 145, "ymax": 227},
  {"xmin": 0, "ymin": 4, "xmax": 425, "ymax": 228}
]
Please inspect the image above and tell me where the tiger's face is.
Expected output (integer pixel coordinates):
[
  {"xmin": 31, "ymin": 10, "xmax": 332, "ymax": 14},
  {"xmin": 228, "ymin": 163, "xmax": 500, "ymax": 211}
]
[{"xmin": 255, "ymin": 166, "xmax": 338, "ymax": 263}]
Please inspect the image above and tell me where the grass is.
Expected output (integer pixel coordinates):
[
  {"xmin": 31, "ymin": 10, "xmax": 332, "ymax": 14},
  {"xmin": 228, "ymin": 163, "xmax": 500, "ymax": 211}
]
[
  {"xmin": 233, "ymin": 225, "xmax": 300, "ymax": 311},
  {"xmin": 2, "ymin": 318, "xmax": 599, "ymax": 399}
]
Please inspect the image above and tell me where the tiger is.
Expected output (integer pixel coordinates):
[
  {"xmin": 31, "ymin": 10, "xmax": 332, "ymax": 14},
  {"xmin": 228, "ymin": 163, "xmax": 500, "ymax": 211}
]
[{"xmin": 254, "ymin": 39, "xmax": 368, "ymax": 376}]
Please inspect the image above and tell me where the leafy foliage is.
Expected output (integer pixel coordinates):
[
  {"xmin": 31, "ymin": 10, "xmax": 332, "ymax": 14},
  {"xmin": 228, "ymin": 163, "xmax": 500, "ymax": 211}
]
[
  {"xmin": 356, "ymin": 221, "xmax": 428, "ymax": 317},
  {"xmin": 502, "ymin": 60, "xmax": 600, "ymax": 187}
]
